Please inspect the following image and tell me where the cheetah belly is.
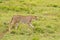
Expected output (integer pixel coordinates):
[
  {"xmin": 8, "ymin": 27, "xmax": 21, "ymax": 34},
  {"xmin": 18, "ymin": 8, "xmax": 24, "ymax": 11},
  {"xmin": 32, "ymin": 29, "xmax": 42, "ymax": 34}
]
[{"xmin": 20, "ymin": 19, "xmax": 29, "ymax": 24}]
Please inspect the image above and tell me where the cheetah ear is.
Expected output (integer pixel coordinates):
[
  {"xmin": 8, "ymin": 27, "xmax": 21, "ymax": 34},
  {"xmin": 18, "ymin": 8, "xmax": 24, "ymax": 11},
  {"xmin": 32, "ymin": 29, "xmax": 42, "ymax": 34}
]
[{"xmin": 35, "ymin": 15, "xmax": 39, "ymax": 20}]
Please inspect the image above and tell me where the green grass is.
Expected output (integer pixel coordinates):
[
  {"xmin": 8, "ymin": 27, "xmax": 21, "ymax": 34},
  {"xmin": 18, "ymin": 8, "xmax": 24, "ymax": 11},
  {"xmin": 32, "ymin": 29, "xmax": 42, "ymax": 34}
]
[{"xmin": 0, "ymin": 0, "xmax": 60, "ymax": 40}]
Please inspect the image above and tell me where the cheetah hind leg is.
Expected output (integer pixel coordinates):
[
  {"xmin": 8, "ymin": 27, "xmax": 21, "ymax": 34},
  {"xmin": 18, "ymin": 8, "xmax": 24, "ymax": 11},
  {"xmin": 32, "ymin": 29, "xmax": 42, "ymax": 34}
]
[{"xmin": 15, "ymin": 23, "xmax": 19, "ymax": 30}]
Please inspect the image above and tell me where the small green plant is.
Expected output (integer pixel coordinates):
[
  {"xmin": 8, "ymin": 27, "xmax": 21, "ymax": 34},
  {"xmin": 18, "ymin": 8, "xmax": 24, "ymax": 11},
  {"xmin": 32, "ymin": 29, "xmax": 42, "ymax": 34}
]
[{"xmin": 34, "ymin": 28, "xmax": 44, "ymax": 33}]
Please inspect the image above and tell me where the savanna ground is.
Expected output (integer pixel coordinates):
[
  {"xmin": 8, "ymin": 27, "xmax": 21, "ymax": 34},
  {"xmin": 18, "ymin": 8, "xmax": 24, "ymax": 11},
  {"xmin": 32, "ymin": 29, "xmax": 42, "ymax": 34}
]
[{"xmin": 0, "ymin": 0, "xmax": 60, "ymax": 40}]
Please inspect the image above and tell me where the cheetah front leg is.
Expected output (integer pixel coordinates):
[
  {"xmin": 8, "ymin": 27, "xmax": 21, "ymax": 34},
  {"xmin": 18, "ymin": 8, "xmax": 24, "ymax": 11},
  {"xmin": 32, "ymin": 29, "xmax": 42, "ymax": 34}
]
[
  {"xmin": 28, "ymin": 23, "xmax": 34, "ymax": 28},
  {"xmin": 28, "ymin": 23, "xmax": 35, "ymax": 33}
]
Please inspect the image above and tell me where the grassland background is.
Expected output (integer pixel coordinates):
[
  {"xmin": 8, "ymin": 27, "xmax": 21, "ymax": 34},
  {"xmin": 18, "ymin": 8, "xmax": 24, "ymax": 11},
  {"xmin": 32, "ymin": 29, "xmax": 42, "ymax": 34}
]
[{"xmin": 0, "ymin": 0, "xmax": 60, "ymax": 40}]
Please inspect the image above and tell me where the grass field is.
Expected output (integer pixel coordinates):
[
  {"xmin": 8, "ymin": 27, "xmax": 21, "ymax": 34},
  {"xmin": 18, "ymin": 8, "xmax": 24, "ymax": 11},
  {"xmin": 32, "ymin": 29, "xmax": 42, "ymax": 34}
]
[{"xmin": 0, "ymin": 0, "xmax": 60, "ymax": 40}]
